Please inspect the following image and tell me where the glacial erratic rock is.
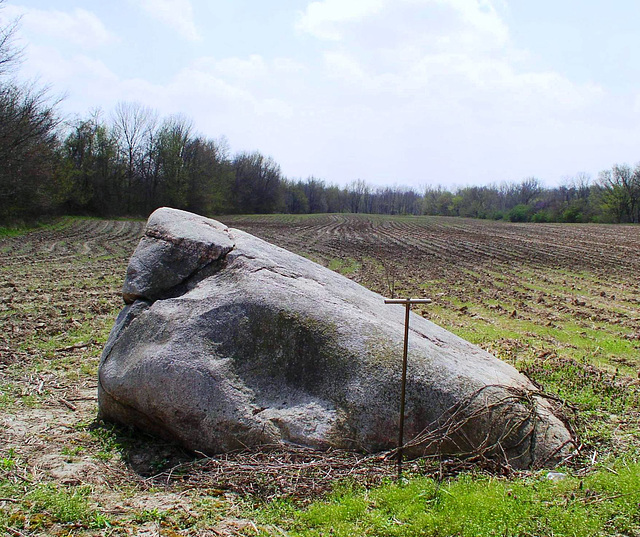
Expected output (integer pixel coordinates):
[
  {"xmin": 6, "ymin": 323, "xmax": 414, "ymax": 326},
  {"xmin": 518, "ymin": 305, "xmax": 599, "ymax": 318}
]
[
  {"xmin": 98, "ymin": 208, "xmax": 574, "ymax": 469},
  {"xmin": 122, "ymin": 208, "xmax": 234, "ymax": 304}
]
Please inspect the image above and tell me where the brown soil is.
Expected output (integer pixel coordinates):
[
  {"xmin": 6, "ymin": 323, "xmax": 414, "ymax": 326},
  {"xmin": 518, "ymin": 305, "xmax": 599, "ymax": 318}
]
[{"xmin": 1, "ymin": 214, "xmax": 639, "ymax": 535}]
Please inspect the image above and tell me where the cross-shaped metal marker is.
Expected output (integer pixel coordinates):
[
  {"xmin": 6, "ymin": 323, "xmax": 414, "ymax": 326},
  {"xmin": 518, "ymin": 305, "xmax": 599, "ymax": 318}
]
[{"xmin": 384, "ymin": 297, "xmax": 432, "ymax": 479}]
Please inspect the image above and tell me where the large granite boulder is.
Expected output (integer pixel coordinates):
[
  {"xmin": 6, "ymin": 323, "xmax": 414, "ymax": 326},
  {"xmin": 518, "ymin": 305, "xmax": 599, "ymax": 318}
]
[{"xmin": 98, "ymin": 208, "xmax": 574, "ymax": 469}]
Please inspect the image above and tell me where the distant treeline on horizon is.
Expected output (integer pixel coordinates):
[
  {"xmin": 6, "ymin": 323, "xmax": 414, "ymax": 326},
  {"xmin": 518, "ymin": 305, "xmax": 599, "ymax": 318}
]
[{"xmin": 3, "ymin": 96, "xmax": 640, "ymax": 225}]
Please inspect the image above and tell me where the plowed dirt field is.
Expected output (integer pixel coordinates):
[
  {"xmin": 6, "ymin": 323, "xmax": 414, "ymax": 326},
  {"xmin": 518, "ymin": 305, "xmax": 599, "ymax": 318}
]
[{"xmin": 1, "ymin": 214, "xmax": 639, "ymax": 535}]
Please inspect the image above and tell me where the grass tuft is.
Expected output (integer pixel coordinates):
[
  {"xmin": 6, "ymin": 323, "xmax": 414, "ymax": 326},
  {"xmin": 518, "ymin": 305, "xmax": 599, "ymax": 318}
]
[{"xmin": 251, "ymin": 463, "xmax": 640, "ymax": 536}]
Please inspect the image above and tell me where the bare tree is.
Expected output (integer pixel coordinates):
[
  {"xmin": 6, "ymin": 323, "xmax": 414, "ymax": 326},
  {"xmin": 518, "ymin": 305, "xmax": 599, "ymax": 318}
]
[
  {"xmin": 149, "ymin": 114, "xmax": 193, "ymax": 208},
  {"xmin": 183, "ymin": 135, "xmax": 235, "ymax": 215},
  {"xmin": 0, "ymin": 82, "xmax": 61, "ymax": 219},
  {"xmin": 112, "ymin": 101, "xmax": 157, "ymax": 213},
  {"xmin": 59, "ymin": 109, "xmax": 121, "ymax": 214},
  {"xmin": 348, "ymin": 179, "xmax": 369, "ymax": 213},
  {"xmin": 0, "ymin": 0, "xmax": 24, "ymax": 77},
  {"xmin": 232, "ymin": 151, "xmax": 282, "ymax": 213},
  {"xmin": 516, "ymin": 177, "xmax": 543, "ymax": 206}
]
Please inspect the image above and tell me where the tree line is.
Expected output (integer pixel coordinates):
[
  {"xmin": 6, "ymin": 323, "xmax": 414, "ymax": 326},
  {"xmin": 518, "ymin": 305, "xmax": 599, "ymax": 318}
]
[
  {"xmin": 1, "ymin": 3, "xmax": 639, "ymax": 225},
  {"xmin": 423, "ymin": 172, "xmax": 640, "ymax": 224}
]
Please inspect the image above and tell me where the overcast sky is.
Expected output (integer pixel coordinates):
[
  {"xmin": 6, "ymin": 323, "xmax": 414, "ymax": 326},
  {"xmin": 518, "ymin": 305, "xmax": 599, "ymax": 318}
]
[{"xmin": 4, "ymin": 0, "xmax": 640, "ymax": 189}]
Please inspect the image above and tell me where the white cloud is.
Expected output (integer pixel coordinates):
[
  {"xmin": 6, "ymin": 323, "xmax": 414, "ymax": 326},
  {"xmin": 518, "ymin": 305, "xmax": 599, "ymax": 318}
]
[
  {"xmin": 3, "ymin": 5, "xmax": 115, "ymax": 48},
  {"xmin": 438, "ymin": 0, "xmax": 509, "ymax": 48},
  {"xmin": 206, "ymin": 55, "xmax": 269, "ymax": 80},
  {"xmin": 135, "ymin": 0, "xmax": 200, "ymax": 41},
  {"xmin": 168, "ymin": 59, "xmax": 297, "ymax": 117},
  {"xmin": 285, "ymin": 0, "xmax": 620, "ymax": 184},
  {"xmin": 296, "ymin": 0, "xmax": 385, "ymax": 40},
  {"xmin": 190, "ymin": 55, "xmax": 306, "ymax": 80},
  {"xmin": 14, "ymin": 44, "xmax": 125, "ymax": 117},
  {"xmin": 27, "ymin": 47, "xmax": 297, "ymax": 152},
  {"xmin": 297, "ymin": 0, "xmax": 508, "ymax": 48},
  {"xmin": 297, "ymin": 0, "xmax": 601, "ymax": 120},
  {"xmin": 323, "ymin": 50, "xmax": 366, "ymax": 82},
  {"xmin": 272, "ymin": 58, "xmax": 307, "ymax": 74}
]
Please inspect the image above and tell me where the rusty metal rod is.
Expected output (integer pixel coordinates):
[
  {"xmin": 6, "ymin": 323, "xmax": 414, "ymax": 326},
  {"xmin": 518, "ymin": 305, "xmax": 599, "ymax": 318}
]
[
  {"xmin": 397, "ymin": 300, "xmax": 410, "ymax": 479},
  {"xmin": 384, "ymin": 297, "xmax": 432, "ymax": 480}
]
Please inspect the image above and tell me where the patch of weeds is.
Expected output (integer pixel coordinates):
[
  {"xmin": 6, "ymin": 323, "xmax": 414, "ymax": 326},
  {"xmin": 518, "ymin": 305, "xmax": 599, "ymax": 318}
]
[
  {"xmin": 434, "ymin": 292, "xmax": 638, "ymax": 374},
  {"xmin": 86, "ymin": 420, "xmax": 194, "ymax": 478},
  {"xmin": 150, "ymin": 457, "xmax": 170, "ymax": 472},
  {"xmin": 327, "ymin": 257, "xmax": 361, "ymax": 276},
  {"xmin": 448, "ymin": 318, "xmax": 523, "ymax": 345},
  {"xmin": 19, "ymin": 394, "xmax": 41, "ymax": 408},
  {"xmin": 24, "ymin": 321, "xmax": 95, "ymax": 354},
  {"xmin": 132, "ymin": 507, "xmax": 168, "ymax": 523},
  {"xmin": 577, "ymin": 411, "xmax": 617, "ymax": 448},
  {"xmin": 78, "ymin": 357, "xmax": 100, "ymax": 377},
  {"xmin": 250, "ymin": 497, "xmax": 299, "ymax": 528},
  {"xmin": 0, "ymin": 448, "xmax": 17, "ymax": 470},
  {"xmin": 95, "ymin": 316, "xmax": 119, "ymax": 344},
  {"xmin": 0, "ymin": 216, "xmax": 78, "ymax": 238},
  {"xmin": 0, "ymin": 308, "xmax": 19, "ymax": 318},
  {"xmin": 88, "ymin": 421, "xmax": 132, "ymax": 462},
  {"xmin": 192, "ymin": 496, "xmax": 228, "ymax": 527},
  {"xmin": 0, "ymin": 382, "xmax": 43, "ymax": 410},
  {"xmin": 0, "ymin": 383, "xmax": 14, "ymax": 410},
  {"xmin": 0, "ymin": 480, "xmax": 111, "ymax": 532},
  {"xmin": 128, "ymin": 505, "xmax": 196, "ymax": 533},
  {"xmin": 418, "ymin": 279, "xmax": 447, "ymax": 291},
  {"xmin": 21, "ymin": 318, "xmax": 109, "ymax": 379},
  {"xmin": 26, "ymin": 484, "xmax": 110, "ymax": 528},
  {"xmin": 516, "ymin": 355, "xmax": 639, "ymax": 414},
  {"xmin": 61, "ymin": 445, "xmax": 84, "ymax": 461},
  {"xmin": 0, "ymin": 225, "xmax": 39, "ymax": 238}
]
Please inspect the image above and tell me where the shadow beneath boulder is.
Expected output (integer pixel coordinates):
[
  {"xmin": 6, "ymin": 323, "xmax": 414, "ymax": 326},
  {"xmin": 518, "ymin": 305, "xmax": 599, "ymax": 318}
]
[{"xmin": 89, "ymin": 419, "xmax": 196, "ymax": 478}]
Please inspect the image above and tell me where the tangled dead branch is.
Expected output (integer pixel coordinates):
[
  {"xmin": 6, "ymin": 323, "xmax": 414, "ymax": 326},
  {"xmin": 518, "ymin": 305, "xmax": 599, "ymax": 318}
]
[
  {"xmin": 401, "ymin": 384, "xmax": 577, "ymax": 470},
  {"xmin": 141, "ymin": 444, "xmax": 515, "ymax": 502}
]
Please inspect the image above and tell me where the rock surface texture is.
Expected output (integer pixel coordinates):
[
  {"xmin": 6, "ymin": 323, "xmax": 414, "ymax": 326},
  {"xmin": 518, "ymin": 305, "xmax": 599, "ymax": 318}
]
[{"xmin": 98, "ymin": 208, "xmax": 574, "ymax": 469}]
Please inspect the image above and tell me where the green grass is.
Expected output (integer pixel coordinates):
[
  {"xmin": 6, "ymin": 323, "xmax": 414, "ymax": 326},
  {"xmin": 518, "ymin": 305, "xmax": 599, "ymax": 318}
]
[
  {"xmin": 87, "ymin": 421, "xmax": 130, "ymax": 462},
  {"xmin": 423, "ymin": 270, "xmax": 639, "ymax": 372},
  {"xmin": 0, "ymin": 451, "xmax": 111, "ymax": 532},
  {"xmin": 0, "ymin": 226, "xmax": 31, "ymax": 238},
  {"xmin": 450, "ymin": 309, "xmax": 638, "ymax": 372},
  {"xmin": 0, "ymin": 216, "xmax": 78, "ymax": 238},
  {"xmin": 0, "ymin": 382, "xmax": 45, "ymax": 410},
  {"xmin": 0, "ymin": 384, "xmax": 13, "ymax": 410},
  {"xmin": 253, "ymin": 463, "xmax": 640, "ymax": 536},
  {"xmin": 328, "ymin": 257, "xmax": 361, "ymax": 276}
]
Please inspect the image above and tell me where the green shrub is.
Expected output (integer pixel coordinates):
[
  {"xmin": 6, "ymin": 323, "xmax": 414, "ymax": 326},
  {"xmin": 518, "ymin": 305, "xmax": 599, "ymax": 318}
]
[
  {"xmin": 507, "ymin": 204, "xmax": 533, "ymax": 222},
  {"xmin": 531, "ymin": 210, "xmax": 550, "ymax": 223}
]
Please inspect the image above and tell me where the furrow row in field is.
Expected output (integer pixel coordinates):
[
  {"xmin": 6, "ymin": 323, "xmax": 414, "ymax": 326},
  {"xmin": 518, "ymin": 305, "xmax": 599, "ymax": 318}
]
[
  {"xmin": 307, "ymin": 219, "xmax": 562, "ymax": 272},
  {"xmin": 0, "ymin": 220, "xmax": 144, "ymax": 268},
  {"xmin": 388, "ymin": 219, "xmax": 627, "ymax": 272},
  {"xmin": 223, "ymin": 216, "xmax": 640, "ymax": 343},
  {"xmin": 473, "ymin": 227, "xmax": 630, "ymax": 272},
  {"xmin": 409, "ymin": 218, "xmax": 634, "ymax": 273}
]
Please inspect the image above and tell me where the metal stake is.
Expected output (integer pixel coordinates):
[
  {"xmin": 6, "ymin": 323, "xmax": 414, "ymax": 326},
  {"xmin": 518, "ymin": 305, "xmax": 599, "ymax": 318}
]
[{"xmin": 384, "ymin": 297, "xmax": 431, "ymax": 480}]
